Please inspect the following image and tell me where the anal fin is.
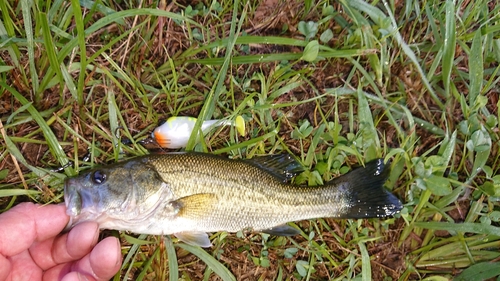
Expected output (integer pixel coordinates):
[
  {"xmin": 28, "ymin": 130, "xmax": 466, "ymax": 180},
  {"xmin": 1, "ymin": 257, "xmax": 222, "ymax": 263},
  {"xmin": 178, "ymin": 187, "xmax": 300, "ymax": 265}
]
[{"xmin": 262, "ymin": 224, "xmax": 300, "ymax": 236}]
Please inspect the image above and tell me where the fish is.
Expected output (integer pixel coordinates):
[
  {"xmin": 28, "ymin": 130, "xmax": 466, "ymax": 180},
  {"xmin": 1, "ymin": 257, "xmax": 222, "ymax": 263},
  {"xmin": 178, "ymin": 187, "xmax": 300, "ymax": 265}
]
[
  {"xmin": 152, "ymin": 116, "xmax": 246, "ymax": 149},
  {"xmin": 64, "ymin": 152, "xmax": 403, "ymax": 247}
]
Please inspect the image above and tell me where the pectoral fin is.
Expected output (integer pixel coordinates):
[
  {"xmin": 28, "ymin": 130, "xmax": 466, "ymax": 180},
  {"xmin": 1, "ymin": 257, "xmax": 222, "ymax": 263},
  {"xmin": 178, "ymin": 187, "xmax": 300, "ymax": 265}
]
[
  {"xmin": 175, "ymin": 193, "xmax": 218, "ymax": 220},
  {"xmin": 174, "ymin": 231, "xmax": 212, "ymax": 247},
  {"xmin": 169, "ymin": 194, "xmax": 217, "ymax": 247},
  {"xmin": 262, "ymin": 224, "xmax": 300, "ymax": 236}
]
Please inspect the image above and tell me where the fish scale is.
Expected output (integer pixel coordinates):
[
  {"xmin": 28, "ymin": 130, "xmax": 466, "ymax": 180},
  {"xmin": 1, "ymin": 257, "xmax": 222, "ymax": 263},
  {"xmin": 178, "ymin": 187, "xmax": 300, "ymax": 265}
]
[
  {"xmin": 148, "ymin": 153, "xmax": 350, "ymax": 221},
  {"xmin": 65, "ymin": 152, "xmax": 403, "ymax": 247},
  {"xmin": 148, "ymin": 154, "xmax": 338, "ymax": 229}
]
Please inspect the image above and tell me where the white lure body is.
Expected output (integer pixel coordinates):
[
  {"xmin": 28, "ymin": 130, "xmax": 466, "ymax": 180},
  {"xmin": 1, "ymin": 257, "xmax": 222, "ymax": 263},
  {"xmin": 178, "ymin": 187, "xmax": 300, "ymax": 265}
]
[{"xmin": 152, "ymin": 116, "xmax": 245, "ymax": 149}]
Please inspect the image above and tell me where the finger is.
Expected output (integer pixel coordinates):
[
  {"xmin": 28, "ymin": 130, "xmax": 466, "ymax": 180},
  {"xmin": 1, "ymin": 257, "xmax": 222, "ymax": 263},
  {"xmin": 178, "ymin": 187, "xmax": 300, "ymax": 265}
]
[
  {"xmin": 0, "ymin": 203, "xmax": 69, "ymax": 257},
  {"xmin": 0, "ymin": 254, "xmax": 11, "ymax": 281},
  {"xmin": 43, "ymin": 236, "xmax": 121, "ymax": 281},
  {"xmin": 4, "ymin": 251, "xmax": 42, "ymax": 281},
  {"xmin": 29, "ymin": 221, "xmax": 99, "ymax": 270},
  {"xmin": 60, "ymin": 271, "xmax": 97, "ymax": 281},
  {"xmin": 81, "ymin": 237, "xmax": 122, "ymax": 280},
  {"xmin": 42, "ymin": 264, "xmax": 71, "ymax": 281},
  {"xmin": 60, "ymin": 222, "xmax": 100, "ymax": 262}
]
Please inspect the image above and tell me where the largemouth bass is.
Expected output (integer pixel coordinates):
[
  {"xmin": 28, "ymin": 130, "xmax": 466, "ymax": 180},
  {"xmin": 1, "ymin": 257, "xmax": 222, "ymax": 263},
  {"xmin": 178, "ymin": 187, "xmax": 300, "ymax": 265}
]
[{"xmin": 64, "ymin": 153, "xmax": 402, "ymax": 247}]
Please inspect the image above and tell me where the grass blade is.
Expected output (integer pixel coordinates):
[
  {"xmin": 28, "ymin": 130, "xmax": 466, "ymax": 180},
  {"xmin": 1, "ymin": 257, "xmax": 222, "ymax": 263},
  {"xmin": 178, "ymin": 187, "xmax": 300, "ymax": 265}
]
[
  {"xmin": 358, "ymin": 241, "xmax": 371, "ymax": 281},
  {"xmin": 165, "ymin": 236, "xmax": 179, "ymax": 281},
  {"xmin": 106, "ymin": 88, "xmax": 121, "ymax": 159},
  {"xmin": 185, "ymin": 0, "xmax": 245, "ymax": 150},
  {"xmin": 21, "ymin": 0, "xmax": 39, "ymax": 98},
  {"xmin": 176, "ymin": 243, "xmax": 236, "ymax": 281},
  {"xmin": 455, "ymin": 262, "xmax": 500, "ymax": 281},
  {"xmin": 70, "ymin": 0, "xmax": 87, "ymax": 105},
  {"xmin": 0, "ymin": 1, "xmax": 21, "ymax": 67},
  {"xmin": 136, "ymin": 246, "xmax": 159, "ymax": 281},
  {"xmin": 414, "ymin": 222, "xmax": 500, "ymax": 236},
  {"xmin": 357, "ymin": 87, "xmax": 380, "ymax": 161},
  {"xmin": 0, "ymin": 189, "xmax": 40, "ymax": 197},
  {"xmin": 186, "ymin": 49, "xmax": 370, "ymax": 65},
  {"xmin": 1, "ymin": 135, "xmax": 33, "ymax": 181},
  {"xmin": 442, "ymin": 0, "xmax": 456, "ymax": 98},
  {"xmin": 0, "ymin": 82, "xmax": 73, "ymax": 176},
  {"xmin": 469, "ymin": 30, "xmax": 483, "ymax": 107},
  {"xmin": 120, "ymin": 234, "xmax": 149, "ymax": 278},
  {"xmin": 40, "ymin": 12, "xmax": 64, "ymax": 95},
  {"xmin": 380, "ymin": 0, "xmax": 444, "ymax": 109}
]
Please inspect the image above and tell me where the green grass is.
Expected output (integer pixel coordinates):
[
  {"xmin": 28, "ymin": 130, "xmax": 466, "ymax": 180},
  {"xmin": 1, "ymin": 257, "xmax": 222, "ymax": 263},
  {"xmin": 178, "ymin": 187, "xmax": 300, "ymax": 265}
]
[{"xmin": 1, "ymin": 0, "xmax": 499, "ymax": 280}]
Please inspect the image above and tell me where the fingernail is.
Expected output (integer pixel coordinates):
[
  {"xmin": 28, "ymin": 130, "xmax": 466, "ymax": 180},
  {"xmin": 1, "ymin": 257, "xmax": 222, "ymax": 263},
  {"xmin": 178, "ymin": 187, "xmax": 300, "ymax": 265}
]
[{"xmin": 77, "ymin": 272, "xmax": 90, "ymax": 281}]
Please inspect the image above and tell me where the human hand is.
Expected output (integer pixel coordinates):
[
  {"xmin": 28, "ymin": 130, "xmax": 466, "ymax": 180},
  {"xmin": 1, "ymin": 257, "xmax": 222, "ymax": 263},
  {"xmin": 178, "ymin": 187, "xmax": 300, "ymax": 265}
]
[{"xmin": 0, "ymin": 202, "xmax": 121, "ymax": 281}]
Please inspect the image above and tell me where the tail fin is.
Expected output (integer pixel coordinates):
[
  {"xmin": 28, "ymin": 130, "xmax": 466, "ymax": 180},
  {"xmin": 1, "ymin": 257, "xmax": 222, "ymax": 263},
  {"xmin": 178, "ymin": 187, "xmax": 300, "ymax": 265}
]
[{"xmin": 332, "ymin": 159, "xmax": 403, "ymax": 218}]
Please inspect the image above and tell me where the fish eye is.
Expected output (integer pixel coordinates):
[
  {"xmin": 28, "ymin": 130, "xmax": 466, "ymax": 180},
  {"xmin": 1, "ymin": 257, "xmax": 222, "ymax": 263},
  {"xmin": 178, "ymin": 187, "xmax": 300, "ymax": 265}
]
[{"xmin": 92, "ymin": 170, "xmax": 107, "ymax": 184}]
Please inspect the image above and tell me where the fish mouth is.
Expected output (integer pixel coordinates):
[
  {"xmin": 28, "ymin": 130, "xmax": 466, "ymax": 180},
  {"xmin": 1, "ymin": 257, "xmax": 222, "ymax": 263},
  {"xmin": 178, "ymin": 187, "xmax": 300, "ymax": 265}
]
[
  {"xmin": 64, "ymin": 178, "xmax": 83, "ymax": 216},
  {"xmin": 64, "ymin": 179, "xmax": 100, "ymax": 230},
  {"xmin": 64, "ymin": 178, "xmax": 82, "ymax": 231}
]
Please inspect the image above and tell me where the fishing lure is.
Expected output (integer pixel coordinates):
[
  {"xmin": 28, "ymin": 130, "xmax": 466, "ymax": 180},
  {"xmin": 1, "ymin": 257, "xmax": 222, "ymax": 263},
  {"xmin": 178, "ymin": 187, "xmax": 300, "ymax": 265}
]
[{"xmin": 152, "ymin": 116, "xmax": 246, "ymax": 149}]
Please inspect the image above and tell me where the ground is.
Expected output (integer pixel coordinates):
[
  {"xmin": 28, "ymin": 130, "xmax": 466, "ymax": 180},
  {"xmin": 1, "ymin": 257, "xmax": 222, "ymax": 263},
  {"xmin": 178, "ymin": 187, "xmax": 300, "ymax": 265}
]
[{"xmin": 1, "ymin": 0, "xmax": 499, "ymax": 280}]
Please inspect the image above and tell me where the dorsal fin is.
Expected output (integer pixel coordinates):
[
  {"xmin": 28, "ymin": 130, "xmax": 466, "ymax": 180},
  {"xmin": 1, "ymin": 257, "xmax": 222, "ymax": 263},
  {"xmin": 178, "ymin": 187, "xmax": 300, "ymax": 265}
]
[{"xmin": 248, "ymin": 154, "xmax": 304, "ymax": 182}]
